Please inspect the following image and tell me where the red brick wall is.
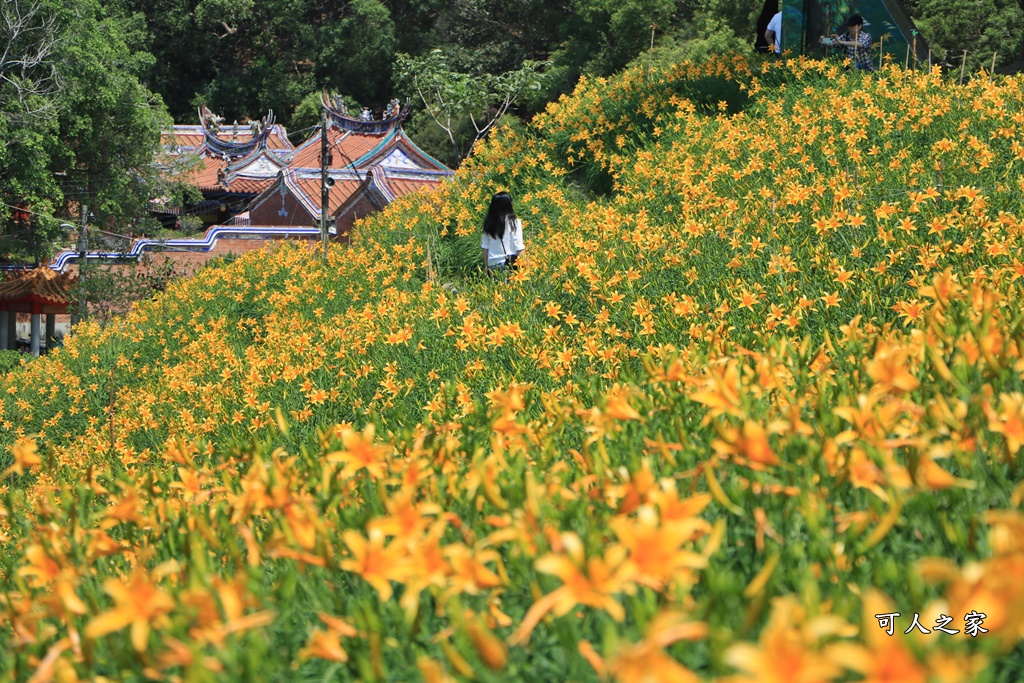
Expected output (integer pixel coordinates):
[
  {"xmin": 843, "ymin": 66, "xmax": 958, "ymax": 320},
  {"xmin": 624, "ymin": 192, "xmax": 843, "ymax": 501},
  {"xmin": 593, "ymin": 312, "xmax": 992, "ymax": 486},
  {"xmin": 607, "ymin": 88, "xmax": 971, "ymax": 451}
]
[
  {"xmin": 336, "ymin": 194, "xmax": 379, "ymax": 243},
  {"xmin": 249, "ymin": 192, "xmax": 315, "ymax": 227}
]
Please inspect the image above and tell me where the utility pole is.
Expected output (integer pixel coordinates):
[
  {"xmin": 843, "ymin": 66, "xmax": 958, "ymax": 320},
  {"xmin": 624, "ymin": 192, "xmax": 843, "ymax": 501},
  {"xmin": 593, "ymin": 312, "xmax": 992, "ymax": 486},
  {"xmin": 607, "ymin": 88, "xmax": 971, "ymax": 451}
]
[
  {"xmin": 72, "ymin": 203, "xmax": 88, "ymax": 325},
  {"xmin": 320, "ymin": 112, "xmax": 330, "ymax": 261}
]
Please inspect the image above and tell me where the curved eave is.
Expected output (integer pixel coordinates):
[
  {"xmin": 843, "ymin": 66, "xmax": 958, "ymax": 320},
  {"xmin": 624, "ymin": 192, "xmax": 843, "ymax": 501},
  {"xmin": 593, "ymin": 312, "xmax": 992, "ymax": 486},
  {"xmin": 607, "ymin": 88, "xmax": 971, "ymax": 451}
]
[
  {"xmin": 198, "ymin": 105, "xmax": 277, "ymax": 157},
  {"xmin": 0, "ymin": 293, "xmax": 72, "ymax": 311},
  {"xmin": 320, "ymin": 91, "xmax": 412, "ymax": 134}
]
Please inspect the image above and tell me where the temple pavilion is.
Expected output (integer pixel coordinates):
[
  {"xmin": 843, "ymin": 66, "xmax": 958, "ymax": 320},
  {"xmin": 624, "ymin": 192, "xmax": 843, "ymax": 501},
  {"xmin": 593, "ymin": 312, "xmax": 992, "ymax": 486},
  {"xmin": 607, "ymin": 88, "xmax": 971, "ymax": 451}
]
[
  {"xmin": 247, "ymin": 94, "xmax": 452, "ymax": 239},
  {"xmin": 0, "ymin": 267, "xmax": 76, "ymax": 356}
]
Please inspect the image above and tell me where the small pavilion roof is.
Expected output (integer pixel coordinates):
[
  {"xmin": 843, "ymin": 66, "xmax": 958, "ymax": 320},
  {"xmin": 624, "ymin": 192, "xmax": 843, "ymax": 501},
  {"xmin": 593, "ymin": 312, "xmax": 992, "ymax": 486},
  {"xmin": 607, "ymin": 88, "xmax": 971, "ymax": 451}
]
[{"xmin": 0, "ymin": 267, "xmax": 77, "ymax": 305}]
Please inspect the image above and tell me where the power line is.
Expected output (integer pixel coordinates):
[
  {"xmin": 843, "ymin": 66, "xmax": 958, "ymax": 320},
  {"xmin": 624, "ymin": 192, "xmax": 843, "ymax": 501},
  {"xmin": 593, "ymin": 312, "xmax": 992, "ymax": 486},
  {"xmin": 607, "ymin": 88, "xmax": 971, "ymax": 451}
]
[{"xmin": 0, "ymin": 201, "xmax": 70, "ymax": 225}]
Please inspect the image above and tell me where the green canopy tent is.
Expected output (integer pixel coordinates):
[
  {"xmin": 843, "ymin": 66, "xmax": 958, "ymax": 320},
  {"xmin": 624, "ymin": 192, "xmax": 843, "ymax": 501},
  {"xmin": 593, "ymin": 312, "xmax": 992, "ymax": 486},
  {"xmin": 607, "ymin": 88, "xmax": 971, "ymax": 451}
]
[{"xmin": 775, "ymin": 0, "xmax": 927, "ymax": 66}]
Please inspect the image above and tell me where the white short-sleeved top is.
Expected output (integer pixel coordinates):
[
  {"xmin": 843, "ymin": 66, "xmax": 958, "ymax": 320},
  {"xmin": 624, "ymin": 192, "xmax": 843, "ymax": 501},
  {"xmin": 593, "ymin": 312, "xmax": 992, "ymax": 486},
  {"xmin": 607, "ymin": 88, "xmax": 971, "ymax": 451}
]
[
  {"xmin": 767, "ymin": 12, "xmax": 782, "ymax": 54},
  {"xmin": 481, "ymin": 217, "xmax": 524, "ymax": 267}
]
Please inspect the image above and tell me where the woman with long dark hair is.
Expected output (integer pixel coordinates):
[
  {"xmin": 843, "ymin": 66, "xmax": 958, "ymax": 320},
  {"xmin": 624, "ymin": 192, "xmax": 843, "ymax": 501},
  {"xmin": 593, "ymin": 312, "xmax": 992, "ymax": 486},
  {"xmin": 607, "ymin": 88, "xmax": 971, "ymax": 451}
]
[
  {"xmin": 755, "ymin": 0, "xmax": 780, "ymax": 53},
  {"xmin": 481, "ymin": 191, "xmax": 525, "ymax": 271}
]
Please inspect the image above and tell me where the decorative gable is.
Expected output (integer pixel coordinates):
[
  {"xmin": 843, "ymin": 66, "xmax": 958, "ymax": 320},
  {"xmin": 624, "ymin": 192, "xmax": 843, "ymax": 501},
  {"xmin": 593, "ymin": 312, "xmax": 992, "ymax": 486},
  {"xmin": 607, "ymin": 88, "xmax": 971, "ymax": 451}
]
[
  {"xmin": 379, "ymin": 148, "xmax": 422, "ymax": 171},
  {"xmin": 233, "ymin": 152, "xmax": 285, "ymax": 178}
]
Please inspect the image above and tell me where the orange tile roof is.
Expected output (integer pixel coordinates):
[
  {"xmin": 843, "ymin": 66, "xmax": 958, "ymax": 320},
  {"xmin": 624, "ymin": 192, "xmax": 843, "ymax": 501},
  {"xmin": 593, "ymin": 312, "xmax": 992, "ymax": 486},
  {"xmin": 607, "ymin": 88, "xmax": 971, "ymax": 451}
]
[
  {"xmin": 188, "ymin": 159, "xmax": 277, "ymax": 195},
  {"xmin": 225, "ymin": 177, "xmax": 275, "ymax": 195},
  {"xmin": 0, "ymin": 268, "xmax": 76, "ymax": 305},
  {"xmin": 290, "ymin": 175, "xmax": 365, "ymax": 215},
  {"xmin": 266, "ymin": 127, "xmax": 293, "ymax": 150},
  {"xmin": 290, "ymin": 126, "xmax": 386, "ymax": 170},
  {"xmin": 385, "ymin": 177, "xmax": 445, "ymax": 197},
  {"xmin": 190, "ymin": 156, "xmax": 224, "ymax": 189}
]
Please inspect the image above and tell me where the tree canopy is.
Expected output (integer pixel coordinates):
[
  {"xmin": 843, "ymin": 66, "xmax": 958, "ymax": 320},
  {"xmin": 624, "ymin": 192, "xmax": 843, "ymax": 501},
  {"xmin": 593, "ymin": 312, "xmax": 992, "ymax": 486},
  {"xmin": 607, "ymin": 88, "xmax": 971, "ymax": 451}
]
[
  {"xmin": 0, "ymin": 0, "xmax": 181, "ymax": 262},
  {"xmin": 906, "ymin": 0, "xmax": 1024, "ymax": 72}
]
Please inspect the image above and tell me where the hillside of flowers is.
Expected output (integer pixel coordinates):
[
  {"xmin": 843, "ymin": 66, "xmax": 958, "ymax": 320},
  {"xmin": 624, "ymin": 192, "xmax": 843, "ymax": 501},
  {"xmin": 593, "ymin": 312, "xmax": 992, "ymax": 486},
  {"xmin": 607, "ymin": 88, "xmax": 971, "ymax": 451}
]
[{"xmin": 2, "ymin": 56, "xmax": 1024, "ymax": 680}]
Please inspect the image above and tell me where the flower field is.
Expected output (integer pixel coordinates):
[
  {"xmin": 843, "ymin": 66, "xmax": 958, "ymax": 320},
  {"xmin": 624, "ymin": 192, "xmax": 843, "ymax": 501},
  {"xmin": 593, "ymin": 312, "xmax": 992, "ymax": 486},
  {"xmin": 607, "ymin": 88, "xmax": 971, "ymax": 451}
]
[{"xmin": 2, "ymin": 56, "xmax": 1024, "ymax": 680}]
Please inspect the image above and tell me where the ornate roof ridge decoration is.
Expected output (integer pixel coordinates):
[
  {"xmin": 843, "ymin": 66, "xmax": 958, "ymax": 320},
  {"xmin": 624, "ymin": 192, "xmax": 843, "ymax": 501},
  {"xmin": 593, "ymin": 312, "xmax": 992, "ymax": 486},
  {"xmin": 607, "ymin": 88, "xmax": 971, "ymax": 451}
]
[
  {"xmin": 225, "ymin": 146, "xmax": 288, "ymax": 176},
  {"xmin": 321, "ymin": 91, "xmax": 412, "ymax": 135},
  {"xmin": 0, "ymin": 266, "xmax": 77, "ymax": 304},
  {"xmin": 199, "ymin": 105, "xmax": 276, "ymax": 158}
]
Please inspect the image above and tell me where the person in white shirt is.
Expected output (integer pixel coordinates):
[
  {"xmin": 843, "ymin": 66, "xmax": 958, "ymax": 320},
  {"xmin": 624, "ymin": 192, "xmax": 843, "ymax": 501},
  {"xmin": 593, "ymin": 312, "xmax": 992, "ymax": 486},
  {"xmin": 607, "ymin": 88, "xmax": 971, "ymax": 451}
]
[
  {"xmin": 765, "ymin": 11, "xmax": 782, "ymax": 55},
  {"xmin": 481, "ymin": 191, "xmax": 525, "ymax": 271}
]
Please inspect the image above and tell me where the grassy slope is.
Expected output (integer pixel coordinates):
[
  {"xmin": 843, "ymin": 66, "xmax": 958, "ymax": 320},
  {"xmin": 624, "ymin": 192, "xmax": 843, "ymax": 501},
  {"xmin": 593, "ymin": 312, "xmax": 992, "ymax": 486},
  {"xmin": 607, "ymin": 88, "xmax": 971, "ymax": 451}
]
[{"xmin": 1, "ymin": 56, "xmax": 1024, "ymax": 680}]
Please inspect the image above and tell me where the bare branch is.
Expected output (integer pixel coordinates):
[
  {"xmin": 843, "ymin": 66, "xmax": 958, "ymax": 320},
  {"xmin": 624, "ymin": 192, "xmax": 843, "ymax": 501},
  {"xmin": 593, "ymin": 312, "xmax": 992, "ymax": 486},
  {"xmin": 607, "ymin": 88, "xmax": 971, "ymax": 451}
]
[
  {"xmin": 396, "ymin": 50, "xmax": 549, "ymax": 162},
  {"xmin": 0, "ymin": 0, "xmax": 63, "ymax": 127}
]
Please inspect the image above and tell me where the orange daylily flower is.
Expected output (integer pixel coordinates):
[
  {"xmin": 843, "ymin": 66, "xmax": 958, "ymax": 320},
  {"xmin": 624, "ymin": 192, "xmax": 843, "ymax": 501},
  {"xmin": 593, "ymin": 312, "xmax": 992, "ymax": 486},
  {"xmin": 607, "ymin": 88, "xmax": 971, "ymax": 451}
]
[
  {"xmin": 724, "ymin": 596, "xmax": 856, "ymax": 683},
  {"xmin": 340, "ymin": 528, "xmax": 409, "ymax": 601},
  {"xmin": 919, "ymin": 511, "xmax": 1024, "ymax": 649},
  {"xmin": 603, "ymin": 384, "xmax": 643, "ymax": 421},
  {"xmin": 509, "ymin": 533, "xmax": 629, "ymax": 646},
  {"xmin": 581, "ymin": 611, "xmax": 706, "ymax": 682},
  {"xmin": 18, "ymin": 544, "xmax": 62, "ymax": 588},
  {"xmin": 4, "ymin": 437, "xmax": 41, "ymax": 477},
  {"xmin": 444, "ymin": 542, "xmax": 504, "ymax": 595},
  {"xmin": 298, "ymin": 613, "xmax": 358, "ymax": 662},
  {"xmin": 85, "ymin": 571, "xmax": 175, "ymax": 652},
  {"xmin": 712, "ymin": 419, "xmax": 780, "ymax": 470},
  {"xmin": 986, "ymin": 392, "xmax": 1024, "ymax": 457},
  {"xmin": 486, "ymin": 382, "xmax": 529, "ymax": 413},
  {"xmin": 326, "ymin": 424, "xmax": 392, "ymax": 479},
  {"xmin": 609, "ymin": 506, "xmax": 709, "ymax": 589},
  {"xmin": 465, "ymin": 618, "xmax": 508, "ymax": 671},
  {"xmin": 828, "ymin": 591, "xmax": 930, "ymax": 683},
  {"xmin": 866, "ymin": 343, "xmax": 920, "ymax": 394},
  {"xmin": 690, "ymin": 361, "xmax": 744, "ymax": 419}
]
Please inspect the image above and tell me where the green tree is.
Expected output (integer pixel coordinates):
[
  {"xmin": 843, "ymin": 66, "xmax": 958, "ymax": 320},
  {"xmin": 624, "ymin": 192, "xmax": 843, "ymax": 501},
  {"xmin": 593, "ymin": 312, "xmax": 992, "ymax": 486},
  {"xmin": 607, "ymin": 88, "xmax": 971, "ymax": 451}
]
[
  {"xmin": 0, "ymin": 0, "xmax": 64, "ymax": 261},
  {"xmin": 56, "ymin": 1, "xmax": 171, "ymax": 227},
  {"xmin": 427, "ymin": 0, "xmax": 563, "ymax": 72},
  {"xmin": 316, "ymin": 0, "xmax": 397, "ymax": 105},
  {"xmin": 0, "ymin": 0, "xmax": 183, "ymax": 263},
  {"xmin": 544, "ymin": 0, "xmax": 678, "ymax": 97},
  {"xmin": 395, "ymin": 49, "xmax": 547, "ymax": 161},
  {"xmin": 907, "ymin": 0, "xmax": 1024, "ymax": 72},
  {"xmin": 107, "ymin": 0, "xmax": 219, "ymax": 123}
]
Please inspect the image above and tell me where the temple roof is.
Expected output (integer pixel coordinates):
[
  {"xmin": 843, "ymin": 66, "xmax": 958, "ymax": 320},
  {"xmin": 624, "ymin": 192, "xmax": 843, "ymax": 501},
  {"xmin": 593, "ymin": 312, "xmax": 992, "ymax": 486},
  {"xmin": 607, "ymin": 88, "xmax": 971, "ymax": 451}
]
[
  {"xmin": 163, "ymin": 128, "xmax": 293, "ymax": 155},
  {"xmin": 0, "ymin": 267, "xmax": 77, "ymax": 305},
  {"xmin": 250, "ymin": 166, "xmax": 449, "ymax": 224},
  {"xmin": 250, "ymin": 169, "xmax": 369, "ymax": 220},
  {"xmin": 290, "ymin": 126, "xmax": 386, "ymax": 170},
  {"xmin": 321, "ymin": 92, "xmax": 411, "ymax": 134},
  {"xmin": 159, "ymin": 96, "xmax": 453, "ymax": 223},
  {"xmin": 290, "ymin": 125, "xmax": 451, "ymax": 174},
  {"xmin": 172, "ymin": 144, "xmax": 288, "ymax": 196},
  {"xmin": 161, "ymin": 106, "xmax": 294, "ymax": 161}
]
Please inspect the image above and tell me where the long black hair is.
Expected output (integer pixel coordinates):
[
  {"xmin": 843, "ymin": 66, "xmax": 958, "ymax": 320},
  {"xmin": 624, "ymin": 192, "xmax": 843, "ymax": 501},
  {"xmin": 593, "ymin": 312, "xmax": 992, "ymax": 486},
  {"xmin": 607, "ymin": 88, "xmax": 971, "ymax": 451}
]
[
  {"xmin": 483, "ymin": 191, "xmax": 517, "ymax": 240},
  {"xmin": 754, "ymin": 0, "xmax": 779, "ymax": 53}
]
